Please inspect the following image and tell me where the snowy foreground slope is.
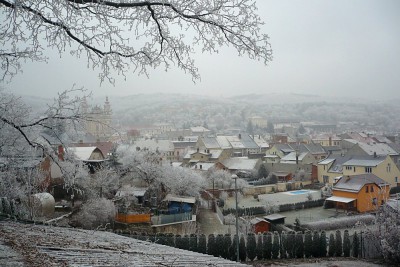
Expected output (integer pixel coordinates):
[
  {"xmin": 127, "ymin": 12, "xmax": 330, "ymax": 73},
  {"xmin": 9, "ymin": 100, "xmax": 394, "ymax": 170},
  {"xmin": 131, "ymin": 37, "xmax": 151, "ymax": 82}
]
[{"xmin": 0, "ymin": 220, "xmax": 247, "ymax": 266}]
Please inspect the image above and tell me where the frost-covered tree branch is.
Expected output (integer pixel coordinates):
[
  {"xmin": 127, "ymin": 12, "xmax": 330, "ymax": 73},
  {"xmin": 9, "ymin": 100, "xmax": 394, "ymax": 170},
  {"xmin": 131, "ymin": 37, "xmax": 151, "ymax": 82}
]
[
  {"xmin": 0, "ymin": 0, "xmax": 272, "ymax": 83},
  {"xmin": 0, "ymin": 88, "xmax": 87, "ymax": 157}
]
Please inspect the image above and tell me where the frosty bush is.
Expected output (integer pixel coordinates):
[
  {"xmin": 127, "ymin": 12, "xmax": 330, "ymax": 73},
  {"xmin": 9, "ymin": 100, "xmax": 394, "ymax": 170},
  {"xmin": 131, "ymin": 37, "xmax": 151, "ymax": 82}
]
[
  {"xmin": 366, "ymin": 205, "xmax": 400, "ymax": 264},
  {"xmin": 302, "ymin": 214, "xmax": 375, "ymax": 231},
  {"xmin": 73, "ymin": 198, "xmax": 116, "ymax": 229}
]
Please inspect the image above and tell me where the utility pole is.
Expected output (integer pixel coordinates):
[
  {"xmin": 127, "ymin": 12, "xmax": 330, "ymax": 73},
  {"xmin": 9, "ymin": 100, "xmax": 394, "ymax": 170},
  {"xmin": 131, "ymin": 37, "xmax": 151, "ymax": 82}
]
[{"xmin": 232, "ymin": 174, "xmax": 240, "ymax": 262}]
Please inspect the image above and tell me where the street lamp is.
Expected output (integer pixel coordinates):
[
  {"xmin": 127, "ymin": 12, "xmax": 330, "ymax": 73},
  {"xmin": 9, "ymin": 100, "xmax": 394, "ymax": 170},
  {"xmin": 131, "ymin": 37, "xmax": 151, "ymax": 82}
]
[{"xmin": 232, "ymin": 174, "xmax": 240, "ymax": 262}]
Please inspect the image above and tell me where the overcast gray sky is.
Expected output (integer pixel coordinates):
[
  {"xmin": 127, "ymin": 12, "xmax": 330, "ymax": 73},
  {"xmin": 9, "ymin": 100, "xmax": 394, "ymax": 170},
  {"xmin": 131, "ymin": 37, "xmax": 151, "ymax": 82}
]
[{"xmin": 4, "ymin": 0, "xmax": 400, "ymax": 100}]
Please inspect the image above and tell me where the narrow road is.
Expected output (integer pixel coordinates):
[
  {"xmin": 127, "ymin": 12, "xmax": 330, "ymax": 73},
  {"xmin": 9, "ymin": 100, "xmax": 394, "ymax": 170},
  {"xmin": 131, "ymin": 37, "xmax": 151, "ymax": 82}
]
[{"xmin": 197, "ymin": 208, "xmax": 233, "ymax": 235}]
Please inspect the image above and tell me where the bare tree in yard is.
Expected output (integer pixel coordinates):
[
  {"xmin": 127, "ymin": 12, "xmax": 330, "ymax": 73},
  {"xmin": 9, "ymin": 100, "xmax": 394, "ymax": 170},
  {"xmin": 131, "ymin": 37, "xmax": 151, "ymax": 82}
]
[{"xmin": 0, "ymin": 0, "xmax": 272, "ymax": 82}]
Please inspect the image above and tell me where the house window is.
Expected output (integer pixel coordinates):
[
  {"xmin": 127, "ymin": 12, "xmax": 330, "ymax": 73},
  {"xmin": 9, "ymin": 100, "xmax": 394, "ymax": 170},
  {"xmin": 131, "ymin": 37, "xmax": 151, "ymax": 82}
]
[
  {"xmin": 387, "ymin": 163, "xmax": 391, "ymax": 172},
  {"xmin": 396, "ymin": 177, "xmax": 398, "ymax": 183},
  {"xmin": 366, "ymin": 186, "xmax": 369, "ymax": 193},
  {"xmin": 345, "ymin": 166, "xmax": 352, "ymax": 170},
  {"xmin": 365, "ymin": 167, "xmax": 372, "ymax": 173},
  {"xmin": 370, "ymin": 186, "xmax": 374, "ymax": 192},
  {"xmin": 372, "ymin": 198, "xmax": 377, "ymax": 205}
]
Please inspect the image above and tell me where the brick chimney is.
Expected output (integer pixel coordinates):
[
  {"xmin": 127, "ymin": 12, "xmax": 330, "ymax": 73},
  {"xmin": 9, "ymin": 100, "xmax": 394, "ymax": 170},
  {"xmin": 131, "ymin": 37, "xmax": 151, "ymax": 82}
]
[{"xmin": 58, "ymin": 145, "xmax": 64, "ymax": 161}]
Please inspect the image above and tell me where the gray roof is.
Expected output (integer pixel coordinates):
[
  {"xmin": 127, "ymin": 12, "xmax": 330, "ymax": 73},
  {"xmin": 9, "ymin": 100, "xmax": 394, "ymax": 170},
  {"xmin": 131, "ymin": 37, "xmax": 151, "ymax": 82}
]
[
  {"xmin": 356, "ymin": 142, "xmax": 398, "ymax": 156},
  {"xmin": 201, "ymin": 137, "xmax": 221, "ymax": 149},
  {"xmin": 343, "ymin": 155, "xmax": 386, "ymax": 167},
  {"xmin": 172, "ymin": 141, "xmax": 196, "ymax": 148},
  {"xmin": 295, "ymin": 143, "xmax": 326, "ymax": 155},
  {"xmin": 0, "ymin": 221, "xmax": 246, "ymax": 266},
  {"xmin": 333, "ymin": 173, "xmax": 388, "ymax": 192},
  {"xmin": 280, "ymin": 152, "xmax": 309, "ymax": 163}
]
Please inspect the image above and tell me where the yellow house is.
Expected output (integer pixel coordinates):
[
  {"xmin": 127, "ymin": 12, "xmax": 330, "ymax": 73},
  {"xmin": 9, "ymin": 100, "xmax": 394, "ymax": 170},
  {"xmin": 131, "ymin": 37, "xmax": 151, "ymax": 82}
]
[
  {"xmin": 311, "ymin": 134, "xmax": 342, "ymax": 147},
  {"xmin": 318, "ymin": 155, "xmax": 400, "ymax": 187},
  {"xmin": 265, "ymin": 144, "xmax": 294, "ymax": 159},
  {"xmin": 326, "ymin": 174, "xmax": 390, "ymax": 213}
]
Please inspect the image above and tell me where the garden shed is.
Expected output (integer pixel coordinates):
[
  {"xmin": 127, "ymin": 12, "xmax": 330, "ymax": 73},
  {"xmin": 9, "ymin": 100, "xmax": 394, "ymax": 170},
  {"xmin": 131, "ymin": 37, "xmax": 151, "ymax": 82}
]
[{"xmin": 264, "ymin": 213, "xmax": 286, "ymax": 225}]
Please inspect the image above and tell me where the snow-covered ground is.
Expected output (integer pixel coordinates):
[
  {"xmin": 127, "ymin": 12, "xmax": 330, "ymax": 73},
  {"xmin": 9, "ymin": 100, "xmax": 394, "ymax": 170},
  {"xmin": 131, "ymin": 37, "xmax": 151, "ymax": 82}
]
[{"xmin": 0, "ymin": 219, "xmax": 247, "ymax": 266}]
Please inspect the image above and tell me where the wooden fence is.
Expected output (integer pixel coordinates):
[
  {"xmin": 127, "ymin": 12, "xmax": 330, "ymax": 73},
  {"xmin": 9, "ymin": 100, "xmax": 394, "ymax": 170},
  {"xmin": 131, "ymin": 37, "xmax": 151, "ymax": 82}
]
[{"xmin": 115, "ymin": 213, "xmax": 151, "ymax": 224}]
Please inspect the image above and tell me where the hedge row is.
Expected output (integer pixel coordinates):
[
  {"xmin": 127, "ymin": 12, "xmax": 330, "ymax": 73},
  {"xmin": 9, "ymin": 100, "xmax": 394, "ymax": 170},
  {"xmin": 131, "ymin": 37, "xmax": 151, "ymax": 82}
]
[
  {"xmin": 121, "ymin": 229, "xmax": 360, "ymax": 262},
  {"xmin": 222, "ymin": 199, "xmax": 325, "ymax": 216}
]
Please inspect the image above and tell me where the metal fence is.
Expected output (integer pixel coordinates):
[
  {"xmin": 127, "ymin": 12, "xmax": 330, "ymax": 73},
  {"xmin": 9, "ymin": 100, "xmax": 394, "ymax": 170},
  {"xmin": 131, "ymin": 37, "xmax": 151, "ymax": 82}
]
[{"xmin": 151, "ymin": 212, "xmax": 192, "ymax": 225}]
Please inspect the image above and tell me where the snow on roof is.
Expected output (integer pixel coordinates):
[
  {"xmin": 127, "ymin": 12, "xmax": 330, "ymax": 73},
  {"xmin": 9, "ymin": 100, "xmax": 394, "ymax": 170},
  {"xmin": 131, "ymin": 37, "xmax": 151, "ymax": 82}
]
[
  {"xmin": 250, "ymin": 217, "xmax": 269, "ymax": 225},
  {"xmin": 326, "ymin": 196, "xmax": 356, "ymax": 203},
  {"xmin": 116, "ymin": 186, "xmax": 148, "ymax": 197},
  {"xmin": 356, "ymin": 142, "xmax": 398, "ymax": 156},
  {"xmin": 215, "ymin": 136, "xmax": 232, "ymax": 149},
  {"xmin": 318, "ymin": 158, "xmax": 335, "ymax": 165},
  {"xmin": 1, "ymin": 221, "xmax": 246, "ymax": 266},
  {"xmin": 280, "ymin": 152, "xmax": 309, "ymax": 162},
  {"xmin": 68, "ymin": 146, "xmax": 102, "ymax": 161},
  {"xmin": 343, "ymin": 156, "xmax": 386, "ymax": 167},
  {"xmin": 220, "ymin": 157, "xmax": 259, "ymax": 170},
  {"xmin": 264, "ymin": 214, "xmax": 286, "ymax": 221},
  {"xmin": 201, "ymin": 137, "xmax": 221, "ymax": 149},
  {"xmin": 190, "ymin": 126, "xmax": 210, "ymax": 133},
  {"xmin": 132, "ymin": 139, "xmax": 174, "ymax": 151},
  {"xmin": 333, "ymin": 173, "xmax": 388, "ymax": 192},
  {"xmin": 163, "ymin": 194, "xmax": 196, "ymax": 204}
]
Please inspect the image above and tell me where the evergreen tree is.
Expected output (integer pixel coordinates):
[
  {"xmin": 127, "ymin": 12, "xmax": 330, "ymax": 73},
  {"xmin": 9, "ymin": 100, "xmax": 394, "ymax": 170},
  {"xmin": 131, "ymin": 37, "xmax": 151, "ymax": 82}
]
[
  {"xmin": 156, "ymin": 233, "xmax": 166, "ymax": 245},
  {"xmin": 222, "ymin": 234, "xmax": 232, "ymax": 259},
  {"xmin": 280, "ymin": 231, "xmax": 287, "ymax": 259},
  {"xmin": 328, "ymin": 233, "xmax": 335, "ymax": 257},
  {"xmin": 175, "ymin": 234, "xmax": 184, "ymax": 249},
  {"xmin": 352, "ymin": 232, "xmax": 360, "ymax": 258},
  {"xmin": 319, "ymin": 231, "xmax": 327, "ymax": 257},
  {"xmin": 229, "ymin": 234, "xmax": 239, "ymax": 261},
  {"xmin": 304, "ymin": 231, "xmax": 312, "ymax": 258},
  {"xmin": 295, "ymin": 232, "xmax": 304, "ymax": 259},
  {"xmin": 198, "ymin": 234, "xmax": 207, "ymax": 254},
  {"xmin": 343, "ymin": 230, "xmax": 351, "ymax": 257},
  {"xmin": 182, "ymin": 234, "xmax": 190, "ymax": 251},
  {"xmin": 166, "ymin": 233, "xmax": 175, "ymax": 247},
  {"xmin": 286, "ymin": 231, "xmax": 295, "ymax": 258},
  {"xmin": 263, "ymin": 232, "xmax": 272, "ymax": 260},
  {"xmin": 216, "ymin": 234, "xmax": 224, "ymax": 257},
  {"xmin": 312, "ymin": 231, "xmax": 320, "ymax": 257},
  {"xmin": 189, "ymin": 234, "xmax": 198, "ymax": 252},
  {"xmin": 246, "ymin": 233, "xmax": 257, "ymax": 261},
  {"xmin": 239, "ymin": 234, "xmax": 247, "ymax": 262},
  {"xmin": 335, "ymin": 230, "xmax": 342, "ymax": 257},
  {"xmin": 256, "ymin": 234, "xmax": 263, "ymax": 260},
  {"xmin": 207, "ymin": 234, "xmax": 217, "ymax": 257},
  {"xmin": 258, "ymin": 164, "xmax": 268, "ymax": 179},
  {"xmin": 272, "ymin": 232, "xmax": 280, "ymax": 259}
]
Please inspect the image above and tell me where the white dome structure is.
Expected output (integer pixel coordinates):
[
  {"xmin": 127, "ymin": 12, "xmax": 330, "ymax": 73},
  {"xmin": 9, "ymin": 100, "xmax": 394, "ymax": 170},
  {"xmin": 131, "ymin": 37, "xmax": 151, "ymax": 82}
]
[{"xmin": 31, "ymin": 193, "xmax": 55, "ymax": 218}]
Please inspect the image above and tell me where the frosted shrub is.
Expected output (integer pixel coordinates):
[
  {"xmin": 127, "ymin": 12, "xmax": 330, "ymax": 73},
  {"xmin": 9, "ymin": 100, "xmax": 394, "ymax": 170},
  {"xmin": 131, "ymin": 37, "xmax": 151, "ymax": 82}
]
[{"xmin": 73, "ymin": 198, "xmax": 116, "ymax": 229}]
